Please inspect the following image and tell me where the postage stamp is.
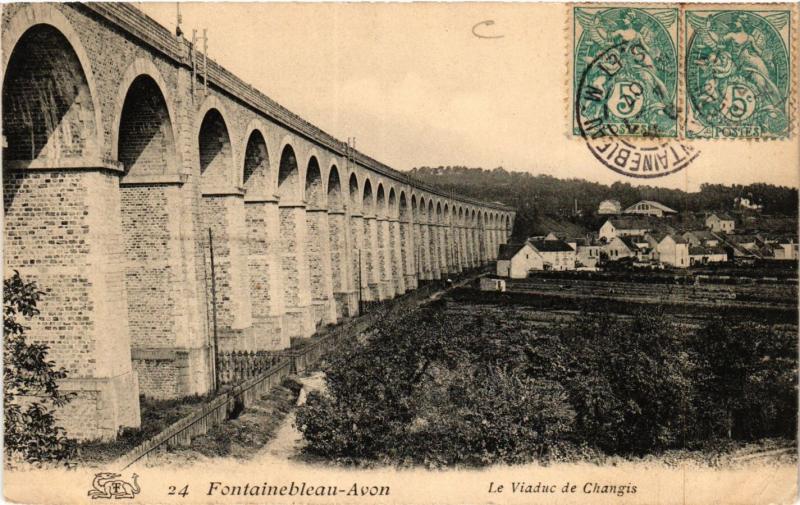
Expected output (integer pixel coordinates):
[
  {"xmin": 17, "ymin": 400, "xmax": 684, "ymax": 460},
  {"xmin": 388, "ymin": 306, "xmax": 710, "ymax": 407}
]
[
  {"xmin": 685, "ymin": 7, "xmax": 793, "ymax": 139},
  {"xmin": 572, "ymin": 6, "xmax": 679, "ymax": 139}
]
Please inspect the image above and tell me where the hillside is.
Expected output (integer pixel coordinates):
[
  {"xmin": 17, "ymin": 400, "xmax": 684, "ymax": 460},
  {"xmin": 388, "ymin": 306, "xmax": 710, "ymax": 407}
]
[{"xmin": 407, "ymin": 166, "xmax": 799, "ymax": 240}]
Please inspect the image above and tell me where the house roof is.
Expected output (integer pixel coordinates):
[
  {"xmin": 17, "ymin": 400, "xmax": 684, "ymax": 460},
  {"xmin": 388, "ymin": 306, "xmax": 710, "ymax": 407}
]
[
  {"xmin": 660, "ymin": 234, "xmax": 688, "ymax": 245},
  {"xmin": 618, "ymin": 237, "xmax": 641, "ymax": 251},
  {"xmin": 624, "ymin": 200, "xmax": 677, "ymax": 213},
  {"xmin": 729, "ymin": 234, "xmax": 760, "ymax": 244},
  {"xmin": 689, "ymin": 245, "xmax": 727, "ymax": 255},
  {"xmin": 684, "ymin": 229, "xmax": 718, "ymax": 240},
  {"xmin": 528, "ymin": 239, "xmax": 575, "ymax": 253},
  {"xmin": 709, "ymin": 212, "xmax": 735, "ymax": 221},
  {"xmin": 599, "ymin": 199, "xmax": 621, "ymax": 209},
  {"xmin": 569, "ymin": 237, "xmax": 600, "ymax": 247},
  {"xmin": 498, "ymin": 243, "xmax": 527, "ymax": 261}
]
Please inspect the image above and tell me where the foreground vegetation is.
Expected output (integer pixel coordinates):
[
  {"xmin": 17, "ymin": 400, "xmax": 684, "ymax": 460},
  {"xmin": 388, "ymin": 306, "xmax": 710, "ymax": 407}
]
[{"xmin": 296, "ymin": 294, "xmax": 796, "ymax": 467}]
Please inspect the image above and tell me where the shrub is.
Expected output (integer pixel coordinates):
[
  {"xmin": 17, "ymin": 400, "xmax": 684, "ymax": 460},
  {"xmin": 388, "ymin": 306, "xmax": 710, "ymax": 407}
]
[
  {"xmin": 297, "ymin": 294, "xmax": 796, "ymax": 465},
  {"xmin": 689, "ymin": 318, "xmax": 797, "ymax": 441},
  {"xmin": 4, "ymin": 271, "xmax": 75, "ymax": 466}
]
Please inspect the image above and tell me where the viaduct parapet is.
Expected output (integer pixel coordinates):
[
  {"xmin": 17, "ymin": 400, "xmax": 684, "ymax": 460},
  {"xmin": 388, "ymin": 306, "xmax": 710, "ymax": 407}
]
[{"xmin": 2, "ymin": 3, "xmax": 514, "ymax": 440}]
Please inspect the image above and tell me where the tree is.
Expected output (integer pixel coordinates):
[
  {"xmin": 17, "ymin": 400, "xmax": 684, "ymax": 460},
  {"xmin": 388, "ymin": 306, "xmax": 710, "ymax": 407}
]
[{"xmin": 4, "ymin": 271, "xmax": 74, "ymax": 466}]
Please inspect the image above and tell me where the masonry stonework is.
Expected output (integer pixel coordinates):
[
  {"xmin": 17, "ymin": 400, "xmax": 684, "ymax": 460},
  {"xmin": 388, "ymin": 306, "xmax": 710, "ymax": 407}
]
[{"xmin": 2, "ymin": 2, "xmax": 514, "ymax": 441}]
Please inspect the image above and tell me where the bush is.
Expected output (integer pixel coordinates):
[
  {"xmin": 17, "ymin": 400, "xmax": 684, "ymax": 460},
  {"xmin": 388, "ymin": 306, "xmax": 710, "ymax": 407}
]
[
  {"xmin": 4, "ymin": 271, "xmax": 75, "ymax": 466},
  {"xmin": 555, "ymin": 311, "xmax": 694, "ymax": 454},
  {"xmin": 297, "ymin": 295, "xmax": 796, "ymax": 466},
  {"xmin": 689, "ymin": 318, "xmax": 797, "ymax": 441}
]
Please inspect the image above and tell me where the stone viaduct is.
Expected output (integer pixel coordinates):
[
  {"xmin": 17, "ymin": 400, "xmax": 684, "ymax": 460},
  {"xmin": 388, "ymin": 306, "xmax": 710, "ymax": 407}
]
[{"xmin": 2, "ymin": 3, "xmax": 514, "ymax": 440}]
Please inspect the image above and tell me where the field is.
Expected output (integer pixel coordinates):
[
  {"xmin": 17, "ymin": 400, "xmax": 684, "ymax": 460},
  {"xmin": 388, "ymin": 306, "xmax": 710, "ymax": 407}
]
[{"xmin": 296, "ymin": 274, "xmax": 798, "ymax": 467}]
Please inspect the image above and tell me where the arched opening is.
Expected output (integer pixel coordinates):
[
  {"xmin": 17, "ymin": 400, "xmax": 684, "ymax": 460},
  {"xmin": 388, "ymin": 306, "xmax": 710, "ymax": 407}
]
[
  {"xmin": 198, "ymin": 109, "xmax": 233, "ymax": 191},
  {"xmin": 348, "ymin": 173, "xmax": 360, "ymax": 212},
  {"xmin": 328, "ymin": 165, "xmax": 344, "ymax": 211},
  {"xmin": 243, "ymin": 129, "xmax": 270, "ymax": 195},
  {"xmin": 362, "ymin": 179, "xmax": 374, "ymax": 215},
  {"xmin": 278, "ymin": 144, "xmax": 300, "ymax": 201},
  {"xmin": 305, "ymin": 157, "xmax": 323, "ymax": 207},
  {"xmin": 376, "ymin": 184, "xmax": 386, "ymax": 217},
  {"xmin": 3, "ymin": 24, "xmax": 98, "ymax": 167},
  {"xmin": 118, "ymin": 75, "xmax": 175, "ymax": 177}
]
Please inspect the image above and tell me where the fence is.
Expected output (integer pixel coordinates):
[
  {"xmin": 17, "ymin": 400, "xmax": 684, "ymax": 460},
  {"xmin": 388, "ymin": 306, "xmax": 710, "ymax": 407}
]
[
  {"xmin": 116, "ymin": 359, "xmax": 292, "ymax": 469},
  {"xmin": 218, "ymin": 350, "xmax": 283, "ymax": 385}
]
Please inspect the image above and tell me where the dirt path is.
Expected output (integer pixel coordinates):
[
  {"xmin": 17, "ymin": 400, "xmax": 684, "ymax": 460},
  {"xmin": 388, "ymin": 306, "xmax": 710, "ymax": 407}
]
[{"xmin": 256, "ymin": 371, "xmax": 327, "ymax": 461}]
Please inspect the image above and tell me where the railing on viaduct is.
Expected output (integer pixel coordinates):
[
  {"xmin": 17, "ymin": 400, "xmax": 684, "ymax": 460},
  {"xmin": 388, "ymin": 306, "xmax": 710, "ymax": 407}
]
[{"xmin": 1, "ymin": 2, "xmax": 515, "ymax": 441}]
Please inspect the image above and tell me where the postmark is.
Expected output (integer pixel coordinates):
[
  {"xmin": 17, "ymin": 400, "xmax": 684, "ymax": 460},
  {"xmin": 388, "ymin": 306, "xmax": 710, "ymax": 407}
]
[
  {"xmin": 572, "ymin": 6, "xmax": 700, "ymax": 178},
  {"xmin": 576, "ymin": 41, "xmax": 700, "ymax": 178},
  {"xmin": 685, "ymin": 7, "xmax": 793, "ymax": 139},
  {"xmin": 573, "ymin": 6, "xmax": 679, "ymax": 138}
]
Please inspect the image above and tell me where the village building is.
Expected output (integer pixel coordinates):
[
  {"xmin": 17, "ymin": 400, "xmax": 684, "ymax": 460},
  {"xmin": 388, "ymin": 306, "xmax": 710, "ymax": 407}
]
[
  {"xmin": 761, "ymin": 239, "xmax": 798, "ymax": 261},
  {"xmin": 480, "ymin": 277, "xmax": 507, "ymax": 292},
  {"xmin": 496, "ymin": 243, "xmax": 536, "ymax": 279},
  {"xmin": 598, "ymin": 199, "xmax": 622, "ymax": 215},
  {"xmin": 496, "ymin": 239, "xmax": 578, "ymax": 276},
  {"xmin": 528, "ymin": 239, "xmax": 577, "ymax": 271},
  {"xmin": 603, "ymin": 236, "xmax": 654, "ymax": 263},
  {"xmin": 623, "ymin": 200, "xmax": 677, "ymax": 217},
  {"xmin": 598, "ymin": 217, "xmax": 652, "ymax": 242},
  {"xmin": 568, "ymin": 238, "xmax": 602, "ymax": 268},
  {"xmin": 657, "ymin": 234, "xmax": 690, "ymax": 268},
  {"xmin": 689, "ymin": 246, "xmax": 728, "ymax": 265},
  {"xmin": 735, "ymin": 197, "xmax": 763, "ymax": 212},
  {"xmin": 727, "ymin": 234, "xmax": 761, "ymax": 252},
  {"xmin": 682, "ymin": 229, "xmax": 722, "ymax": 248},
  {"xmin": 705, "ymin": 212, "xmax": 736, "ymax": 233}
]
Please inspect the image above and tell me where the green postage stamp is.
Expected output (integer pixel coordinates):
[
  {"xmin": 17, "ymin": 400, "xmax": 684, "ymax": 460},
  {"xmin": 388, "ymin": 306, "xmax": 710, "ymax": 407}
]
[
  {"xmin": 573, "ymin": 6, "xmax": 679, "ymax": 139},
  {"xmin": 572, "ymin": 4, "xmax": 795, "ymax": 141},
  {"xmin": 685, "ymin": 7, "xmax": 793, "ymax": 139}
]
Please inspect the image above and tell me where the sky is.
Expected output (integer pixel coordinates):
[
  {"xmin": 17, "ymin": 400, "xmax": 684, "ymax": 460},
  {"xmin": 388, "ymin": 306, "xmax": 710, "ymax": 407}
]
[{"xmin": 139, "ymin": 2, "xmax": 799, "ymax": 191}]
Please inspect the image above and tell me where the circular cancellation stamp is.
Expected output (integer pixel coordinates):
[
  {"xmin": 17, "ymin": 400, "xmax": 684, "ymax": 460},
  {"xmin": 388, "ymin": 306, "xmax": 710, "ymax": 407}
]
[{"xmin": 572, "ymin": 6, "xmax": 700, "ymax": 178}]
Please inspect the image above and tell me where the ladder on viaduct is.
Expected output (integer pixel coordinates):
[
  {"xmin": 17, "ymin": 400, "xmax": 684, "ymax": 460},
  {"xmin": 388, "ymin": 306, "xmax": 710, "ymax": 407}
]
[{"xmin": 2, "ymin": 3, "xmax": 515, "ymax": 440}]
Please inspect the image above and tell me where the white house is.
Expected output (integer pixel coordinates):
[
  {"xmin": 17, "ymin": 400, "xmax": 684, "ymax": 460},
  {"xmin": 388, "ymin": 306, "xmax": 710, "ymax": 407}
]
[
  {"xmin": 598, "ymin": 199, "xmax": 622, "ymax": 215},
  {"xmin": 599, "ymin": 217, "xmax": 652, "ymax": 242},
  {"xmin": 528, "ymin": 239, "xmax": 576, "ymax": 271},
  {"xmin": 705, "ymin": 213, "xmax": 735, "ymax": 233},
  {"xmin": 765, "ymin": 239, "xmax": 798, "ymax": 261},
  {"xmin": 569, "ymin": 238, "xmax": 601, "ymax": 268},
  {"xmin": 689, "ymin": 246, "xmax": 728, "ymax": 265},
  {"xmin": 657, "ymin": 234, "xmax": 690, "ymax": 268},
  {"xmin": 603, "ymin": 237, "xmax": 637, "ymax": 261},
  {"xmin": 603, "ymin": 236, "xmax": 654, "ymax": 262},
  {"xmin": 735, "ymin": 197, "xmax": 763, "ymax": 211},
  {"xmin": 496, "ymin": 243, "xmax": 537, "ymax": 279},
  {"xmin": 623, "ymin": 200, "xmax": 677, "ymax": 217}
]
